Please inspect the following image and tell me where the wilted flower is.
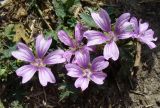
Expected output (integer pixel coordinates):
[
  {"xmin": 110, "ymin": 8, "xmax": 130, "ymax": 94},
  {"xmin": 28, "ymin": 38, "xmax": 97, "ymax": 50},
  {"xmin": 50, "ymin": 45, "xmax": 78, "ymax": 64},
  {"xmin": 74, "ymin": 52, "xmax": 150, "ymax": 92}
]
[
  {"xmin": 65, "ymin": 51, "xmax": 108, "ymax": 91},
  {"xmin": 84, "ymin": 9, "xmax": 133, "ymax": 61},
  {"xmin": 58, "ymin": 23, "xmax": 93, "ymax": 62},
  {"xmin": 12, "ymin": 35, "xmax": 66, "ymax": 86},
  {"xmin": 130, "ymin": 17, "xmax": 157, "ymax": 49}
]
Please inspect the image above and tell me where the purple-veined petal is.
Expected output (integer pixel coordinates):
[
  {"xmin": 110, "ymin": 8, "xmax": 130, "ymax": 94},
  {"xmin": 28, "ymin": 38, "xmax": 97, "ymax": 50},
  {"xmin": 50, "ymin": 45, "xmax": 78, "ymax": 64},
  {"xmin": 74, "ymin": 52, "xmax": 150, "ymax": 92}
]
[
  {"xmin": 130, "ymin": 17, "xmax": 139, "ymax": 34},
  {"xmin": 36, "ymin": 34, "xmax": 52, "ymax": 58},
  {"xmin": 58, "ymin": 30, "xmax": 74, "ymax": 47},
  {"xmin": 16, "ymin": 65, "xmax": 37, "ymax": 83},
  {"xmin": 90, "ymin": 72, "xmax": 107, "ymax": 85},
  {"xmin": 138, "ymin": 29, "xmax": 157, "ymax": 49},
  {"xmin": 43, "ymin": 49, "xmax": 66, "ymax": 65},
  {"xmin": 139, "ymin": 37, "xmax": 157, "ymax": 49},
  {"xmin": 115, "ymin": 13, "xmax": 130, "ymax": 31},
  {"xmin": 12, "ymin": 51, "xmax": 34, "ymax": 63},
  {"xmin": 17, "ymin": 42, "xmax": 35, "ymax": 59},
  {"xmin": 118, "ymin": 22, "xmax": 134, "ymax": 33},
  {"xmin": 143, "ymin": 29, "xmax": 157, "ymax": 41},
  {"xmin": 75, "ymin": 51, "xmax": 90, "ymax": 68},
  {"xmin": 117, "ymin": 32, "xmax": 133, "ymax": 39},
  {"xmin": 12, "ymin": 43, "xmax": 35, "ymax": 62},
  {"xmin": 91, "ymin": 8, "xmax": 111, "ymax": 32},
  {"xmin": 103, "ymin": 41, "xmax": 119, "ymax": 61},
  {"xmin": 91, "ymin": 56, "xmax": 109, "ymax": 71},
  {"xmin": 75, "ymin": 23, "xmax": 85, "ymax": 43},
  {"xmin": 38, "ymin": 67, "xmax": 56, "ymax": 86},
  {"xmin": 139, "ymin": 20, "xmax": 149, "ymax": 33},
  {"xmin": 82, "ymin": 45, "xmax": 96, "ymax": 52},
  {"xmin": 63, "ymin": 50, "xmax": 74, "ymax": 62},
  {"xmin": 65, "ymin": 63, "xmax": 83, "ymax": 78},
  {"xmin": 144, "ymin": 41, "xmax": 157, "ymax": 49},
  {"xmin": 84, "ymin": 30, "xmax": 109, "ymax": 46},
  {"xmin": 74, "ymin": 77, "xmax": 90, "ymax": 91}
]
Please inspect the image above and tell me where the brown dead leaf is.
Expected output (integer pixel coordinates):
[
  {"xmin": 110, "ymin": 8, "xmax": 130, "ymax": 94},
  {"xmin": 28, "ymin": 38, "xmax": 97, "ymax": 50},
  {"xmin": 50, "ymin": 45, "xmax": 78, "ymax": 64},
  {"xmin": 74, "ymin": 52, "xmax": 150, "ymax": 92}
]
[
  {"xmin": 0, "ymin": 0, "xmax": 12, "ymax": 8},
  {"xmin": 15, "ymin": 6, "xmax": 27, "ymax": 19},
  {"xmin": 13, "ymin": 24, "xmax": 30, "ymax": 43}
]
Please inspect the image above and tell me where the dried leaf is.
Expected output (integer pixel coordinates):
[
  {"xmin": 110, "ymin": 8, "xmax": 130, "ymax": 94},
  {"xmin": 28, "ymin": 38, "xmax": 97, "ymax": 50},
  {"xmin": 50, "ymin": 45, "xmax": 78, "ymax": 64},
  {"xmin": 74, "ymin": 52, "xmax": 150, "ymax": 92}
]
[
  {"xmin": 13, "ymin": 24, "xmax": 30, "ymax": 43},
  {"xmin": 15, "ymin": 7, "xmax": 27, "ymax": 19}
]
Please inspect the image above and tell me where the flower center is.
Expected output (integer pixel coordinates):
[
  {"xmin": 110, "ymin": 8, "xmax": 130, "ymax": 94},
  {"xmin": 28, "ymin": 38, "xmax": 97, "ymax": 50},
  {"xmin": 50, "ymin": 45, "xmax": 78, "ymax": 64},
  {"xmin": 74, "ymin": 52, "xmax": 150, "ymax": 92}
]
[
  {"xmin": 83, "ymin": 68, "xmax": 92, "ymax": 78},
  {"xmin": 104, "ymin": 31, "xmax": 118, "ymax": 42},
  {"xmin": 71, "ymin": 40, "xmax": 84, "ymax": 52},
  {"xmin": 31, "ymin": 58, "xmax": 46, "ymax": 67}
]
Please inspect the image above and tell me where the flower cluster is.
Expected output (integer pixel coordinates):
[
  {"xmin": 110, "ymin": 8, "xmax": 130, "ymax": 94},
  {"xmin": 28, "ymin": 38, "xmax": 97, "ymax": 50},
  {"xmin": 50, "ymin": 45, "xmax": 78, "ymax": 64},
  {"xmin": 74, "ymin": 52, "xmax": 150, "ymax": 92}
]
[{"xmin": 12, "ymin": 8, "xmax": 157, "ymax": 91}]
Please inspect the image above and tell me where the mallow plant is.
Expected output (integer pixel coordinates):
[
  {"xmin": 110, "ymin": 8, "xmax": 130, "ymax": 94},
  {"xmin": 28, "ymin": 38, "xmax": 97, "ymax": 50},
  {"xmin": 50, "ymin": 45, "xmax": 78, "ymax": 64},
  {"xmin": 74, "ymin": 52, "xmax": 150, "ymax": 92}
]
[{"xmin": 12, "ymin": 8, "xmax": 157, "ymax": 91}]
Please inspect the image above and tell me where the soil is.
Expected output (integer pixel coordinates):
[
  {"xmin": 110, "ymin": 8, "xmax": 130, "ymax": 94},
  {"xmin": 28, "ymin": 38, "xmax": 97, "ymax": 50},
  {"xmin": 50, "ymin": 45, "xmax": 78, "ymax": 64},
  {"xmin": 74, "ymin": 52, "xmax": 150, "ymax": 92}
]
[{"xmin": 129, "ymin": 51, "xmax": 160, "ymax": 108}]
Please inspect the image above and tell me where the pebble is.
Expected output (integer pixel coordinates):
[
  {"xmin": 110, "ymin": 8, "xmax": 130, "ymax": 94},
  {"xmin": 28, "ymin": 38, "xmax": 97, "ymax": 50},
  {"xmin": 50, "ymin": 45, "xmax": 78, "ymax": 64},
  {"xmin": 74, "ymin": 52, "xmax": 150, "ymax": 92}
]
[{"xmin": 156, "ymin": 51, "xmax": 160, "ymax": 59}]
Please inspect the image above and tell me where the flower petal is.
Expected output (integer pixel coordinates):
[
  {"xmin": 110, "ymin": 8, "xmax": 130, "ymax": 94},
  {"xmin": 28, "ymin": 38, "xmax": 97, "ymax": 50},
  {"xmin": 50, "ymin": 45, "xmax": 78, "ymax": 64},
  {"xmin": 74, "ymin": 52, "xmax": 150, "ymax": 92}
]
[
  {"xmin": 84, "ymin": 30, "xmax": 109, "ymax": 46},
  {"xmin": 138, "ymin": 29, "xmax": 157, "ymax": 49},
  {"xmin": 58, "ymin": 30, "xmax": 74, "ymax": 47},
  {"xmin": 63, "ymin": 50, "xmax": 74, "ymax": 62},
  {"xmin": 17, "ymin": 42, "xmax": 35, "ymax": 59},
  {"xmin": 115, "ymin": 13, "xmax": 130, "ymax": 31},
  {"xmin": 91, "ymin": 56, "xmax": 109, "ymax": 71},
  {"xmin": 75, "ymin": 23, "xmax": 85, "ymax": 43},
  {"xmin": 38, "ymin": 67, "xmax": 56, "ymax": 86},
  {"xmin": 12, "ymin": 43, "xmax": 35, "ymax": 62},
  {"xmin": 144, "ymin": 29, "xmax": 157, "ymax": 41},
  {"xmin": 75, "ymin": 51, "xmax": 90, "ymax": 68},
  {"xmin": 117, "ymin": 32, "xmax": 133, "ymax": 39},
  {"xmin": 16, "ymin": 65, "xmax": 37, "ymax": 83},
  {"xmin": 139, "ymin": 20, "xmax": 149, "ymax": 33},
  {"xmin": 118, "ymin": 22, "xmax": 134, "ymax": 33},
  {"xmin": 103, "ymin": 41, "xmax": 119, "ymax": 61},
  {"xmin": 82, "ymin": 45, "xmax": 96, "ymax": 52},
  {"xmin": 91, "ymin": 8, "xmax": 111, "ymax": 32},
  {"xmin": 43, "ymin": 49, "xmax": 66, "ymax": 65},
  {"xmin": 145, "ymin": 41, "xmax": 157, "ymax": 49},
  {"xmin": 90, "ymin": 72, "xmax": 107, "ymax": 85},
  {"xmin": 65, "ymin": 63, "xmax": 83, "ymax": 78},
  {"xmin": 36, "ymin": 34, "xmax": 52, "ymax": 58},
  {"xmin": 130, "ymin": 17, "xmax": 139, "ymax": 35},
  {"xmin": 74, "ymin": 77, "xmax": 89, "ymax": 91}
]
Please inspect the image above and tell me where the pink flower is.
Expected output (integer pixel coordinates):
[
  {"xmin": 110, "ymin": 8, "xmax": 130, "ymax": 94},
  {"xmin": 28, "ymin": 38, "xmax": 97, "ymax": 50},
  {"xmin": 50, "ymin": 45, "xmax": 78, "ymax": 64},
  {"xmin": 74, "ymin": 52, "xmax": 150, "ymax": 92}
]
[
  {"xmin": 130, "ymin": 17, "xmax": 157, "ymax": 49},
  {"xmin": 84, "ymin": 9, "xmax": 133, "ymax": 61},
  {"xmin": 58, "ymin": 23, "xmax": 94, "ymax": 62},
  {"xmin": 12, "ymin": 35, "xmax": 66, "ymax": 86},
  {"xmin": 65, "ymin": 51, "xmax": 108, "ymax": 91}
]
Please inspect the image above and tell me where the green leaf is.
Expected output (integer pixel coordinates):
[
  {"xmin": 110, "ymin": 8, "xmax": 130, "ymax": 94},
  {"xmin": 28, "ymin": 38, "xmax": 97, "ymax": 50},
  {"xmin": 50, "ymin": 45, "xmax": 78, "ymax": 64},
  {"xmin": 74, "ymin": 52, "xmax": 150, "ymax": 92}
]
[
  {"xmin": 52, "ymin": 0, "xmax": 66, "ymax": 19},
  {"xmin": 10, "ymin": 101, "xmax": 23, "ymax": 108},
  {"xmin": 0, "ymin": 100, "xmax": 4, "ymax": 108},
  {"xmin": 1, "ymin": 45, "xmax": 16, "ymax": 59},
  {"xmin": 67, "ymin": 17, "xmax": 77, "ymax": 27},
  {"xmin": 5, "ymin": 24, "xmax": 15, "ymax": 35},
  {"xmin": 80, "ymin": 13, "xmax": 97, "ymax": 27},
  {"xmin": 58, "ymin": 84, "xmax": 67, "ymax": 90},
  {"xmin": 44, "ymin": 30, "xmax": 58, "ymax": 41},
  {"xmin": 59, "ymin": 91, "xmax": 73, "ymax": 102},
  {"xmin": 4, "ymin": 24, "xmax": 15, "ymax": 40},
  {"xmin": 65, "ymin": 0, "xmax": 76, "ymax": 11},
  {"xmin": 0, "ymin": 69, "xmax": 6, "ymax": 76}
]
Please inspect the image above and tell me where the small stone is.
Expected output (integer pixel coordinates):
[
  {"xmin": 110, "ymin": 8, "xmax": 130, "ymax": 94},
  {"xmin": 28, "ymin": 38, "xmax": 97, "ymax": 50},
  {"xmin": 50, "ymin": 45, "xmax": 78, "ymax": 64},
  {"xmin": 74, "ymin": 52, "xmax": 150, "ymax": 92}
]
[{"xmin": 156, "ymin": 51, "xmax": 160, "ymax": 59}]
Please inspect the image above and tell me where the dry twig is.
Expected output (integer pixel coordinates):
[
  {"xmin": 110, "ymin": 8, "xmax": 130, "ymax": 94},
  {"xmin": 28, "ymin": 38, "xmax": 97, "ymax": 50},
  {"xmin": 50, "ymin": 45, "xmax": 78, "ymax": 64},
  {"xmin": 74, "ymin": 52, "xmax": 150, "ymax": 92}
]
[{"xmin": 35, "ymin": 4, "xmax": 53, "ymax": 31}]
